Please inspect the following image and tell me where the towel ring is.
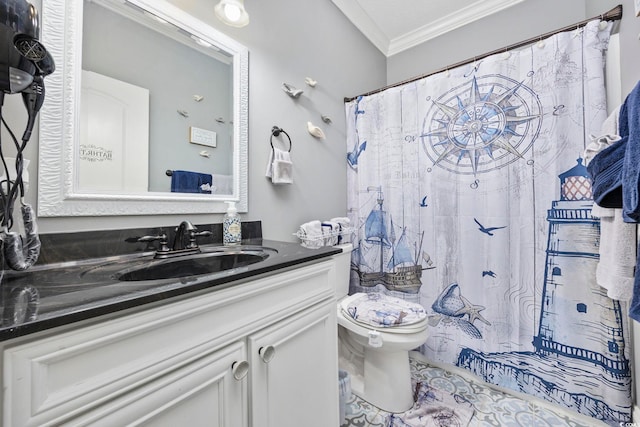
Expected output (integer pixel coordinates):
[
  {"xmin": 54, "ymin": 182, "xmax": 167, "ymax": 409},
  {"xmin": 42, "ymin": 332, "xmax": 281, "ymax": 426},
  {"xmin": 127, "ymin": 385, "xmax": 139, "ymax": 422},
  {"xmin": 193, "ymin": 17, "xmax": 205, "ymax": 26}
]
[{"xmin": 270, "ymin": 126, "xmax": 292, "ymax": 152}]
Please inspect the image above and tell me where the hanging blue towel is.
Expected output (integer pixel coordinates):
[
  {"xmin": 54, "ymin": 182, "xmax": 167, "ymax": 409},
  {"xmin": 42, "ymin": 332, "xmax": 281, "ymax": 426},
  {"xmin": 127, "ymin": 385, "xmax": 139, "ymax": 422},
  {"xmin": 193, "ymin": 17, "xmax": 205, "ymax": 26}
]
[
  {"xmin": 587, "ymin": 137, "xmax": 624, "ymax": 208},
  {"xmin": 170, "ymin": 170, "xmax": 212, "ymax": 194},
  {"xmin": 621, "ymin": 80, "xmax": 640, "ymax": 222},
  {"xmin": 587, "ymin": 80, "xmax": 640, "ymax": 218},
  {"xmin": 608, "ymin": 80, "xmax": 640, "ymax": 321}
]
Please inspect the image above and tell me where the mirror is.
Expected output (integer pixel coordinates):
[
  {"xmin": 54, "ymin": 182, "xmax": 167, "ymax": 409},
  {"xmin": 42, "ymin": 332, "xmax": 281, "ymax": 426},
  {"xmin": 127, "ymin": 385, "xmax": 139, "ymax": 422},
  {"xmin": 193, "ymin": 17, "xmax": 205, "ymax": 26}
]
[{"xmin": 38, "ymin": 0, "xmax": 248, "ymax": 216}]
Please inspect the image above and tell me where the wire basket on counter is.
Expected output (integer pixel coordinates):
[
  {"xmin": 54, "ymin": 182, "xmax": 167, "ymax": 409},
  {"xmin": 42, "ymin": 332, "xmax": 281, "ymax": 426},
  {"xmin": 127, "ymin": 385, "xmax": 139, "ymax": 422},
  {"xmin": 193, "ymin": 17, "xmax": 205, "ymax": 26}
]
[{"xmin": 293, "ymin": 227, "xmax": 354, "ymax": 249}]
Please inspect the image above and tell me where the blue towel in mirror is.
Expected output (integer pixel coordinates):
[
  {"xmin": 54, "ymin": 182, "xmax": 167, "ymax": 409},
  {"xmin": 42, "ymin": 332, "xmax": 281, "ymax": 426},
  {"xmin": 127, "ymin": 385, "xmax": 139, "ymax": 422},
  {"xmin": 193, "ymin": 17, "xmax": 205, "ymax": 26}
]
[{"xmin": 170, "ymin": 170, "xmax": 212, "ymax": 194}]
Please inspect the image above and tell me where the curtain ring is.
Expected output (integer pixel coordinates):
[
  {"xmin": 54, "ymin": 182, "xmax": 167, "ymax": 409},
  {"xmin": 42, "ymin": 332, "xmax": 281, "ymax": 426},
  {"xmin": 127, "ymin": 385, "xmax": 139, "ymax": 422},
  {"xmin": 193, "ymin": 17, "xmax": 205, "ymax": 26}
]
[{"xmin": 270, "ymin": 126, "xmax": 292, "ymax": 152}]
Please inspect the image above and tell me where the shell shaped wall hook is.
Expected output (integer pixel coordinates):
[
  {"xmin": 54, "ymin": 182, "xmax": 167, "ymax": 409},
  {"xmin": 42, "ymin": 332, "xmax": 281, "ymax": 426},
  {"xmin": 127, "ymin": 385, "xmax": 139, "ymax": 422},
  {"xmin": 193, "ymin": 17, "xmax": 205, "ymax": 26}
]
[
  {"xmin": 177, "ymin": 109, "xmax": 189, "ymax": 117},
  {"xmin": 321, "ymin": 115, "xmax": 332, "ymax": 124},
  {"xmin": 304, "ymin": 77, "xmax": 317, "ymax": 87},
  {"xmin": 193, "ymin": 95, "xmax": 204, "ymax": 102},
  {"xmin": 199, "ymin": 150, "xmax": 210, "ymax": 158},
  {"xmin": 215, "ymin": 117, "xmax": 225, "ymax": 124},
  {"xmin": 307, "ymin": 121, "xmax": 325, "ymax": 139},
  {"xmin": 282, "ymin": 82, "xmax": 303, "ymax": 99}
]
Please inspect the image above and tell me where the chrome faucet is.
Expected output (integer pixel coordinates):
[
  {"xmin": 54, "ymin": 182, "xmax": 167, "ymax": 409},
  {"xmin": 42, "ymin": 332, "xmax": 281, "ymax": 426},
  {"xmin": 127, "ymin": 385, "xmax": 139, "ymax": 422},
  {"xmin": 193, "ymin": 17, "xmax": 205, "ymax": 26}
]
[{"xmin": 135, "ymin": 220, "xmax": 212, "ymax": 259}]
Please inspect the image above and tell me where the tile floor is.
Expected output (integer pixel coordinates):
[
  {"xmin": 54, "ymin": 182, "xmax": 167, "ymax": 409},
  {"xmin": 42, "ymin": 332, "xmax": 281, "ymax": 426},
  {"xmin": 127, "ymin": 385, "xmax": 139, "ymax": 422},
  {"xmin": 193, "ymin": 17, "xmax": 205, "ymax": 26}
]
[{"xmin": 341, "ymin": 356, "xmax": 608, "ymax": 427}]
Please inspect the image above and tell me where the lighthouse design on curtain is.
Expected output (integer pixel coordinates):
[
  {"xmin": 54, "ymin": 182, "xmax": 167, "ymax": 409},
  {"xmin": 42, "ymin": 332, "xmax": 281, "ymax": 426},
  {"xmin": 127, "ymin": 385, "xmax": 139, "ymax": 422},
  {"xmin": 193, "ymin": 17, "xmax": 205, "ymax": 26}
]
[{"xmin": 458, "ymin": 158, "xmax": 631, "ymax": 421}]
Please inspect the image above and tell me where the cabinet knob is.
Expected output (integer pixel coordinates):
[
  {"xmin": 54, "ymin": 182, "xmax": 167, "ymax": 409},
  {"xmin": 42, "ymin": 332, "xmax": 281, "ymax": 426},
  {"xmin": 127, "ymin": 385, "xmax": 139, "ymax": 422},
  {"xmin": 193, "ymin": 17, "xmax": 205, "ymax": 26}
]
[
  {"xmin": 258, "ymin": 345, "xmax": 276, "ymax": 363},
  {"xmin": 231, "ymin": 360, "xmax": 250, "ymax": 380}
]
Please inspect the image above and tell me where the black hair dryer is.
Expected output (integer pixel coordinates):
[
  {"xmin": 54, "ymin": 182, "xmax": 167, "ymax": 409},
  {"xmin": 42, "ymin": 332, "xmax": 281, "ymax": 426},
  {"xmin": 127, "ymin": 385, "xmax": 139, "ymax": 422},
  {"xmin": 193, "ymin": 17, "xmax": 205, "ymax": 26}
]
[{"xmin": 0, "ymin": 0, "xmax": 54, "ymax": 271}]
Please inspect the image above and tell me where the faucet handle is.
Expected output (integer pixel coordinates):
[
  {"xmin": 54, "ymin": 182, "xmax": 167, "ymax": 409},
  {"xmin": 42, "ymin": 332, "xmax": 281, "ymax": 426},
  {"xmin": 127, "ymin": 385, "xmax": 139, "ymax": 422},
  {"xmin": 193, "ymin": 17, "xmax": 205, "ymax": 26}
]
[
  {"xmin": 187, "ymin": 229, "xmax": 212, "ymax": 248},
  {"xmin": 137, "ymin": 233, "xmax": 170, "ymax": 252}
]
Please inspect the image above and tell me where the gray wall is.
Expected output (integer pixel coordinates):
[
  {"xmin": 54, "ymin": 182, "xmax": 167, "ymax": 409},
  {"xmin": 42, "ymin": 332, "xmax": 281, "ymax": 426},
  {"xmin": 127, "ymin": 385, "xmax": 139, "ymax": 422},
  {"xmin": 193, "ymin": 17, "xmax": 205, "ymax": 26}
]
[{"xmin": 16, "ymin": 0, "xmax": 386, "ymax": 239}]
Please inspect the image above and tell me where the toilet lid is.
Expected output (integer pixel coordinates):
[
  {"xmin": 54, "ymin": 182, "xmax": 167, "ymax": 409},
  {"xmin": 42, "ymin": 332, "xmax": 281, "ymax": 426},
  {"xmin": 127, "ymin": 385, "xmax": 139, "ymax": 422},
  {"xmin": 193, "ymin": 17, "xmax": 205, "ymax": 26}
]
[{"xmin": 341, "ymin": 292, "xmax": 427, "ymax": 328}]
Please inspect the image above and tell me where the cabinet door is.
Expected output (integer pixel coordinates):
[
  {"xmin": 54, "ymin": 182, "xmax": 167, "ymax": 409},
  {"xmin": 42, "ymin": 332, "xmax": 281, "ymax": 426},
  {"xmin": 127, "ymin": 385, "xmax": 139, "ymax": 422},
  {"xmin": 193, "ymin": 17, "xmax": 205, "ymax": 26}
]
[
  {"xmin": 248, "ymin": 299, "xmax": 338, "ymax": 427},
  {"xmin": 64, "ymin": 341, "xmax": 248, "ymax": 427}
]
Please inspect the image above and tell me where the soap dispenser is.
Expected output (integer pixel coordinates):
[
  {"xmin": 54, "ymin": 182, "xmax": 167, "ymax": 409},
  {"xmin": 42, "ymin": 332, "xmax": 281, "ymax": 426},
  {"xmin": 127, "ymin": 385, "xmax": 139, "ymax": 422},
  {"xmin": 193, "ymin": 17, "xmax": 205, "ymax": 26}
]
[{"xmin": 223, "ymin": 201, "xmax": 242, "ymax": 245}]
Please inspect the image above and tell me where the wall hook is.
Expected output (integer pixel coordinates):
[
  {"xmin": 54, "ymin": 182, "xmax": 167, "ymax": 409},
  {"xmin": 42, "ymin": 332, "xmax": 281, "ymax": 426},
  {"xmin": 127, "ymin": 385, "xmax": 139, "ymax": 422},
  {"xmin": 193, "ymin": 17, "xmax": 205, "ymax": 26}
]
[
  {"xmin": 321, "ymin": 115, "xmax": 332, "ymax": 124},
  {"xmin": 304, "ymin": 77, "xmax": 317, "ymax": 87},
  {"xmin": 307, "ymin": 122, "xmax": 325, "ymax": 139},
  {"xmin": 282, "ymin": 82, "xmax": 303, "ymax": 98}
]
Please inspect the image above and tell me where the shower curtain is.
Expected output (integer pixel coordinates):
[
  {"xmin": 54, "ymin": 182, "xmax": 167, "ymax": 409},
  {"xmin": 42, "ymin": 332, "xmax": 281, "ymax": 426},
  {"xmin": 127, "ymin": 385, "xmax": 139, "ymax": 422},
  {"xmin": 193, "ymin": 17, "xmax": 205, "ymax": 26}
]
[{"xmin": 345, "ymin": 20, "xmax": 631, "ymax": 424}]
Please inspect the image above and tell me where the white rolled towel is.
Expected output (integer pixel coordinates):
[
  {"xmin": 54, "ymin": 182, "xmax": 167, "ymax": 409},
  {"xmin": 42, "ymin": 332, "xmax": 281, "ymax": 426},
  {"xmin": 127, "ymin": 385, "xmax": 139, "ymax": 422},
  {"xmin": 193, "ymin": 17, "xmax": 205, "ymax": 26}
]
[
  {"xmin": 299, "ymin": 220, "xmax": 323, "ymax": 248},
  {"xmin": 331, "ymin": 217, "xmax": 351, "ymax": 243},
  {"xmin": 322, "ymin": 221, "xmax": 340, "ymax": 246}
]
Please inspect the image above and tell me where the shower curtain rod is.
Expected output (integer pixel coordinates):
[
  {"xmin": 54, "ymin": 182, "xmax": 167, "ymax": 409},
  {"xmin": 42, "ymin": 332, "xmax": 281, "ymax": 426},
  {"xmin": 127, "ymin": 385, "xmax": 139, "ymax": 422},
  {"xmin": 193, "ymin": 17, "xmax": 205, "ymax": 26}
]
[{"xmin": 344, "ymin": 4, "xmax": 623, "ymax": 102}]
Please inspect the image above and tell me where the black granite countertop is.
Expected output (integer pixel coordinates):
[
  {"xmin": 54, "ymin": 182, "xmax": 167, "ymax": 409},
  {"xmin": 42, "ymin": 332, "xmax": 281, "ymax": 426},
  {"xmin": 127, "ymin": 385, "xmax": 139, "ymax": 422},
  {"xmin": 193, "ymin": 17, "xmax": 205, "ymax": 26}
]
[{"xmin": 0, "ymin": 238, "xmax": 342, "ymax": 342}]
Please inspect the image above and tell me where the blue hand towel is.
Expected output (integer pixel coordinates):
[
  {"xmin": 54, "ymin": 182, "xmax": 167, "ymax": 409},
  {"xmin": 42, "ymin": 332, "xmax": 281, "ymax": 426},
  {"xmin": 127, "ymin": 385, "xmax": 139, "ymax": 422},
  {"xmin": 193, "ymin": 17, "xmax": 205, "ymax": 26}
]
[
  {"xmin": 622, "ymin": 80, "xmax": 640, "ymax": 222},
  {"xmin": 170, "ymin": 170, "xmax": 212, "ymax": 194},
  {"xmin": 586, "ymin": 135, "xmax": 625, "ymax": 208},
  {"xmin": 628, "ymin": 241, "xmax": 640, "ymax": 322},
  {"xmin": 587, "ymin": 80, "xmax": 640, "ymax": 216}
]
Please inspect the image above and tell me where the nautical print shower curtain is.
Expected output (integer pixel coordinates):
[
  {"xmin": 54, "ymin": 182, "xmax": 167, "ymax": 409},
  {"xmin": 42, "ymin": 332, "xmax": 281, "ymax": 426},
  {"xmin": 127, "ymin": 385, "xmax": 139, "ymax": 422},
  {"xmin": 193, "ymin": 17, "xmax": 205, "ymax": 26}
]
[{"xmin": 345, "ymin": 20, "xmax": 631, "ymax": 424}]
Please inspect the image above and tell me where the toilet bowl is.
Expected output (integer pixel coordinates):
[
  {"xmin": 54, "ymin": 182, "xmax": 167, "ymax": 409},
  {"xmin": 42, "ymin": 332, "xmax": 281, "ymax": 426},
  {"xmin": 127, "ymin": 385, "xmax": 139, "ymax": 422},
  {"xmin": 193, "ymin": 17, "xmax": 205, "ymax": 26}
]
[{"xmin": 333, "ymin": 245, "xmax": 429, "ymax": 413}]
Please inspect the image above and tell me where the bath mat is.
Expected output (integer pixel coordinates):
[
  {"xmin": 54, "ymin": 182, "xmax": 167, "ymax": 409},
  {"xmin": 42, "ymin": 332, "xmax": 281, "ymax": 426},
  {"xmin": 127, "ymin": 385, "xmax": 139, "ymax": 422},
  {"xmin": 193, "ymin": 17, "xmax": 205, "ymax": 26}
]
[{"xmin": 386, "ymin": 381, "xmax": 475, "ymax": 427}]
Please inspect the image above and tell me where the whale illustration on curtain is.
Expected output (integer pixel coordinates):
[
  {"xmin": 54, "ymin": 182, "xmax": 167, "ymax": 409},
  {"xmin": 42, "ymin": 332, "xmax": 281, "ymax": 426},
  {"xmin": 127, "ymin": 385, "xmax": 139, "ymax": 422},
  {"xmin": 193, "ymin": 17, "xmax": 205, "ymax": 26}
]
[{"xmin": 345, "ymin": 20, "xmax": 631, "ymax": 424}]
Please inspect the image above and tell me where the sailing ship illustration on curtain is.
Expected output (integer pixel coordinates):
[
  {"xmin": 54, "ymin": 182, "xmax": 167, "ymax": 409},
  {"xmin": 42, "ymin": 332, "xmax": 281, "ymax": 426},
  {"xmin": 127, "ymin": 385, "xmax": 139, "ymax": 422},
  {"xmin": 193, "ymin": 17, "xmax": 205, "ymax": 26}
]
[{"xmin": 354, "ymin": 185, "xmax": 434, "ymax": 294}]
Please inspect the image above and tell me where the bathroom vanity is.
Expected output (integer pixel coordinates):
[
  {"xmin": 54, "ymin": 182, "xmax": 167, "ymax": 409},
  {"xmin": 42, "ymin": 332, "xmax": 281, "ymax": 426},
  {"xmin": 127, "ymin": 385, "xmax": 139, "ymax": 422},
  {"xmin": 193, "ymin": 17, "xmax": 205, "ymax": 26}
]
[{"xmin": 0, "ymin": 232, "xmax": 342, "ymax": 427}]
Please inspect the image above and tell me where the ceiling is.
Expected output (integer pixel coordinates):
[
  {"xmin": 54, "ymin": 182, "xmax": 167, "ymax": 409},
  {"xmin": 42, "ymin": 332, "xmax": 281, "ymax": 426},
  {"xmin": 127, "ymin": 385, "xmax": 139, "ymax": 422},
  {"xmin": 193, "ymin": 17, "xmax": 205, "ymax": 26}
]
[{"xmin": 331, "ymin": 0, "xmax": 524, "ymax": 57}]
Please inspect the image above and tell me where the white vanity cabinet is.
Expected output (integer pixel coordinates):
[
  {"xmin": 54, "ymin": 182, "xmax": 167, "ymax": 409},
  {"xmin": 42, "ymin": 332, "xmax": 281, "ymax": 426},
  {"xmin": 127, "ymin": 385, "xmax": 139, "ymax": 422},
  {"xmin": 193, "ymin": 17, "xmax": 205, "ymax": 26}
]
[
  {"xmin": 1, "ymin": 257, "xmax": 340, "ymax": 427},
  {"xmin": 248, "ymin": 299, "xmax": 338, "ymax": 427}
]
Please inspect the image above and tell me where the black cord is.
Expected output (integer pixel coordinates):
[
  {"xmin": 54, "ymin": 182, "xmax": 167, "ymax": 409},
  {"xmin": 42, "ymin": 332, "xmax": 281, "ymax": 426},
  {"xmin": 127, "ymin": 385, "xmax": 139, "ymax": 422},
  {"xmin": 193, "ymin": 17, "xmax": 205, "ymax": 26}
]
[
  {"xmin": 0, "ymin": 104, "xmax": 10, "ymax": 229},
  {"xmin": 0, "ymin": 115, "xmax": 28, "ymax": 230}
]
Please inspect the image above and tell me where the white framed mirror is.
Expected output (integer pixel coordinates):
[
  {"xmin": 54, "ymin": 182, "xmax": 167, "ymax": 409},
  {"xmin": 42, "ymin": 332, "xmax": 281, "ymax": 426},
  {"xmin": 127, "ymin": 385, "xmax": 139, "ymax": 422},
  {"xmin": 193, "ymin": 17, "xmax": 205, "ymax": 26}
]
[{"xmin": 38, "ymin": 0, "xmax": 248, "ymax": 216}]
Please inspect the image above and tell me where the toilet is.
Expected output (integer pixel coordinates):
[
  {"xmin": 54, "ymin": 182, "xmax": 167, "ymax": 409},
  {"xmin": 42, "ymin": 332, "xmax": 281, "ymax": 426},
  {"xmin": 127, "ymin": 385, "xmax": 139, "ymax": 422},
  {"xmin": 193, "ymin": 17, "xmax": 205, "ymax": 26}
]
[{"xmin": 334, "ymin": 244, "xmax": 429, "ymax": 413}]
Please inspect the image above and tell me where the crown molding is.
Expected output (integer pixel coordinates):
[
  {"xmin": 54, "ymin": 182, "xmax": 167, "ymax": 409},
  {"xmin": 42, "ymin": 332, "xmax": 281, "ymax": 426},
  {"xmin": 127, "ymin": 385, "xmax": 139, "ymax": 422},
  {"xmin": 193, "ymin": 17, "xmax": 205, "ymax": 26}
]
[
  {"xmin": 388, "ymin": 0, "xmax": 524, "ymax": 56},
  {"xmin": 331, "ymin": 0, "xmax": 388, "ymax": 54},
  {"xmin": 332, "ymin": 0, "xmax": 524, "ymax": 57}
]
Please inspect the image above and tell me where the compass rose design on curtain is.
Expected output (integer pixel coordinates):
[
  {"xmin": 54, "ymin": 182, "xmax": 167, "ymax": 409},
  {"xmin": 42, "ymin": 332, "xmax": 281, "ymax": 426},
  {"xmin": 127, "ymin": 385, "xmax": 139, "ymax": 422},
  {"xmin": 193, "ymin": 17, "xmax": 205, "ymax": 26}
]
[{"xmin": 422, "ymin": 75, "xmax": 542, "ymax": 176}]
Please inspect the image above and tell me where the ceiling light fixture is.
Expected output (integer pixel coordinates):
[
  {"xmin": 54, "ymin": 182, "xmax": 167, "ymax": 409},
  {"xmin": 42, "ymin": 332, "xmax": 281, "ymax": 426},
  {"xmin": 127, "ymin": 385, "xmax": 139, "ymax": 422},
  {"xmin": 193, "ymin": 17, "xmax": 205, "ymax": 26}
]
[{"xmin": 214, "ymin": 0, "xmax": 249, "ymax": 28}]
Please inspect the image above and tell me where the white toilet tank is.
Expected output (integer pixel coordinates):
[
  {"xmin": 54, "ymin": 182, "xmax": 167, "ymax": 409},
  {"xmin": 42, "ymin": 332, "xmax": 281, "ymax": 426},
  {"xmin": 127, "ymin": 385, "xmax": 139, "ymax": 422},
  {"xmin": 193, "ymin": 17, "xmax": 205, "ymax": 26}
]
[{"xmin": 334, "ymin": 244, "xmax": 353, "ymax": 298}]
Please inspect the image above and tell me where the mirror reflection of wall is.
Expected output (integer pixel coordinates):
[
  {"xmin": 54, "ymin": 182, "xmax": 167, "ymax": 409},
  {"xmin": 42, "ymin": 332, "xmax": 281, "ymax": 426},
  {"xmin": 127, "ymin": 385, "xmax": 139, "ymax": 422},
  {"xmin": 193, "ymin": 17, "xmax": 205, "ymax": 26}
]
[{"xmin": 81, "ymin": 0, "xmax": 234, "ymax": 194}]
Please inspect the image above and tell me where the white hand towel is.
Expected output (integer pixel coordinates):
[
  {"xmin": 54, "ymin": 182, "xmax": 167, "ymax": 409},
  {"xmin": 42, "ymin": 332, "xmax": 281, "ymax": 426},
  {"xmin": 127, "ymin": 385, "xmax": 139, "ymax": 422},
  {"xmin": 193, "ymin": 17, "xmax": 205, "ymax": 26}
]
[
  {"xmin": 265, "ymin": 147, "xmax": 293, "ymax": 185},
  {"xmin": 299, "ymin": 220, "xmax": 323, "ymax": 249},
  {"xmin": 582, "ymin": 106, "xmax": 636, "ymax": 301},
  {"xmin": 592, "ymin": 204, "xmax": 636, "ymax": 301}
]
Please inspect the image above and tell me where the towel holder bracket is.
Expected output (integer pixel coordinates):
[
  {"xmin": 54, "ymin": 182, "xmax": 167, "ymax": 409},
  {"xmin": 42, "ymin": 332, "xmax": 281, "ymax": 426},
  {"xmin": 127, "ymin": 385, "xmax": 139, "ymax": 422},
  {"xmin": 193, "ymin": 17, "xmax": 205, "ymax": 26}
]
[{"xmin": 270, "ymin": 126, "xmax": 292, "ymax": 152}]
